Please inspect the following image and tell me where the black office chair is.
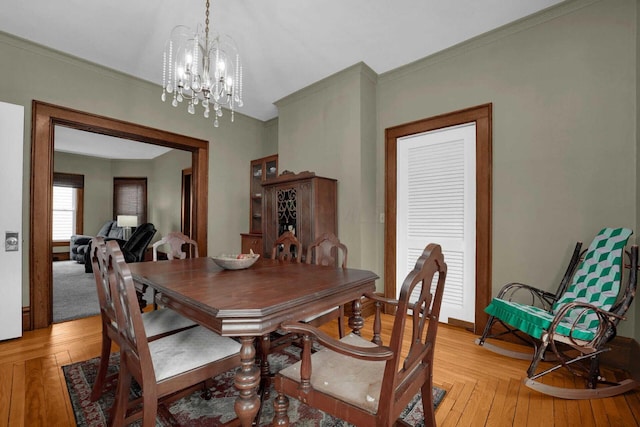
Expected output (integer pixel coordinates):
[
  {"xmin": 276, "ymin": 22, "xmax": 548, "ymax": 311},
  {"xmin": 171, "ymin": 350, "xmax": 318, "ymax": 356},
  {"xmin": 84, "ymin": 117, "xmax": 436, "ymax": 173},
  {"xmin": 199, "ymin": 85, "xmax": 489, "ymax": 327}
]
[{"xmin": 85, "ymin": 223, "xmax": 156, "ymax": 273}]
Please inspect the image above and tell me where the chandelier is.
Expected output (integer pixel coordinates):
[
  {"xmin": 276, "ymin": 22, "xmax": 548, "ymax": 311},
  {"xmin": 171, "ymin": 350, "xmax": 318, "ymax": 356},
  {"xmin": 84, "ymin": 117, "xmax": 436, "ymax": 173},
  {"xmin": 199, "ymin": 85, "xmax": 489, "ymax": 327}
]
[{"xmin": 161, "ymin": 0, "xmax": 243, "ymax": 127}]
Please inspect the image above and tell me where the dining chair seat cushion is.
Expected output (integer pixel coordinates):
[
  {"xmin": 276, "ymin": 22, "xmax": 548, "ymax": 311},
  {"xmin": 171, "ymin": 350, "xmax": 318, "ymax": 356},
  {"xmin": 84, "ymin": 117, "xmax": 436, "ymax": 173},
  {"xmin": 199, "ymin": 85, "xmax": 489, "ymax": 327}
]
[
  {"xmin": 149, "ymin": 326, "xmax": 241, "ymax": 382},
  {"xmin": 301, "ymin": 305, "xmax": 339, "ymax": 323},
  {"xmin": 278, "ymin": 333, "xmax": 385, "ymax": 414},
  {"xmin": 141, "ymin": 308, "xmax": 197, "ymax": 338}
]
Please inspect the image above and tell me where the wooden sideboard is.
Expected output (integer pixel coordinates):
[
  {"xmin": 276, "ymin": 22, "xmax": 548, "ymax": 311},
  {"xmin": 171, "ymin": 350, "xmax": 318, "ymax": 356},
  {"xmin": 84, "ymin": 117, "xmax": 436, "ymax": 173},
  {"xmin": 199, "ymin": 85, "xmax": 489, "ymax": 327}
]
[
  {"xmin": 240, "ymin": 233, "xmax": 263, "ymax": 255},
  {"xmin": 262, "ymin": 171, "xmax": 337, "ymax": 261}
]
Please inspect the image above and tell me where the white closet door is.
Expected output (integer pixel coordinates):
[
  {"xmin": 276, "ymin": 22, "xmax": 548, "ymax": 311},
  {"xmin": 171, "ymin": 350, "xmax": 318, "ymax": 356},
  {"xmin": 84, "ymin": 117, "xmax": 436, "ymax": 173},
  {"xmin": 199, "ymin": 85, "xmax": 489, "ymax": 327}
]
[
  {"xmin": 0, "ymin": 101, "xmax": 24, "ymax": 340},
  {"xmin": 396, "ymin": 123, "xmax": 476, "ymax": 324}
]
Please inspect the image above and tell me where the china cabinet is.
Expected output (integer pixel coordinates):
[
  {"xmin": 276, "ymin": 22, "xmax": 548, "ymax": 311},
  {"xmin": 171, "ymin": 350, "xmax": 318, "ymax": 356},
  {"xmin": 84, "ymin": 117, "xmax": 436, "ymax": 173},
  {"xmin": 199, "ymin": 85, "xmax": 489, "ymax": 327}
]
[
  {"xmin": 262, "ymin": 171, "xmax": 337, "ymax": 261},
  {"xmin": 241, "ymin": 154, "xmax": 277, "ymax": 255}
]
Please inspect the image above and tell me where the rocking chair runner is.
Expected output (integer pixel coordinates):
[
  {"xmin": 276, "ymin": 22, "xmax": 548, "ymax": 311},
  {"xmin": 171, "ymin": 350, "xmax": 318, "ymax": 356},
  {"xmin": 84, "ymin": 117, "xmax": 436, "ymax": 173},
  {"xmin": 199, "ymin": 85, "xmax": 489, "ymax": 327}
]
[
  {"xmin": 273, "ymin": 243, "xmax": 447, "ymax": 427},
  {"xmin": 477, "ymin": 227, "xmax": 640, "ymax": 399}
]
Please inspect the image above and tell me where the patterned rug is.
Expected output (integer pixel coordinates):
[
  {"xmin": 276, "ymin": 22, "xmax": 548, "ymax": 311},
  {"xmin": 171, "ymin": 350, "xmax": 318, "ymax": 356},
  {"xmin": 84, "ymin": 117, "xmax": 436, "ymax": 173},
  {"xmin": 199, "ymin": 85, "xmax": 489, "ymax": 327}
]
[{"xmin": 63, "ymin": 346, "xmax": 446, "ymax": 426}]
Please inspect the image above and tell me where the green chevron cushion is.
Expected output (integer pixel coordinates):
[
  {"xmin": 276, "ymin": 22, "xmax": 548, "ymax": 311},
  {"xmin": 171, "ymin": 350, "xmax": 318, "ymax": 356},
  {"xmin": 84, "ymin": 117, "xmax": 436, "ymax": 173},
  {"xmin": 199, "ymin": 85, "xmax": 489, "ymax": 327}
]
[
  {"xmin": 552, "ymin": 227, "xmax": 632, "ymax": 330},
  {"xmin": 484, "ymin": 298, "xmax": 595, "ymax": 341},
  {"xmin": 485, "ymin": 227, "xmax": 632, "ymax": 341}
]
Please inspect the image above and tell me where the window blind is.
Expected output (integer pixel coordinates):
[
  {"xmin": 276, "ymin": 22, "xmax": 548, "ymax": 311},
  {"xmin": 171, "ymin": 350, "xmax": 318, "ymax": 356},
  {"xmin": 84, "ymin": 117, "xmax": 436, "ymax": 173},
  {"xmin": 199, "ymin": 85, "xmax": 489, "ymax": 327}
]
[
  {"xmin": 113, "ymin": 177, "xmax": 147, "ymax": 224},
  {"xmin": 53, "ymin": 172, "xmax": 84, "ymax": 188}
]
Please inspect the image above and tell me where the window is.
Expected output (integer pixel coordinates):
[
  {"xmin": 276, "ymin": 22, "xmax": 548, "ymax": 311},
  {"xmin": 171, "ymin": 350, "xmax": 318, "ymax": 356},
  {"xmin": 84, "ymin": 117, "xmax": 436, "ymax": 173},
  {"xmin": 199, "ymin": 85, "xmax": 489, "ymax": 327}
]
[
  {"xmin": 113, "ymin": 177, "xmax": 147, "ymax": 224},
  {"xmin": 52, "ymin": 172, "xmax": 84, "ymax": 242}
]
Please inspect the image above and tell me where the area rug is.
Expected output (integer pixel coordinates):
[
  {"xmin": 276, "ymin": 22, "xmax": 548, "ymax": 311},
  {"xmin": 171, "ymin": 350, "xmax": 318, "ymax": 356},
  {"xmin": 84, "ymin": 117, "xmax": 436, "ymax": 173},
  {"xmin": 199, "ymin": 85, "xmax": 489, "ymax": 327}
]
[
  {"xmin": 53, "ymin": 260, "xmax": 155, "ymax": 323},
  {"xmin": 63, "ymin": 346, "xmax": 445, "ymax": 426},
  {"xmin": 53, "ymin": 260, "xmax": 100, "ymax": 323}
]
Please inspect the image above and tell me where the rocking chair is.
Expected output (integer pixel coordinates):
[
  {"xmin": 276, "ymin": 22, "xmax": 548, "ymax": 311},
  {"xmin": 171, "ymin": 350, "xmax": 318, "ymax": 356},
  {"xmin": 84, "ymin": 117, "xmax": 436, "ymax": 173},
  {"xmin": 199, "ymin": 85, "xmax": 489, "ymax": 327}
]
[{"xmin": 477, "ymin": 227, "xmax": 640, "ymax": 399}]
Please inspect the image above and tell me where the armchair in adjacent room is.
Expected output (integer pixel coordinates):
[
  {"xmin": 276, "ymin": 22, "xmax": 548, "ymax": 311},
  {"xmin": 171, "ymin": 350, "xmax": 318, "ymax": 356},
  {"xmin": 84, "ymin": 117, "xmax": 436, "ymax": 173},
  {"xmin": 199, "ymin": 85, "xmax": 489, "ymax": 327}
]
[
  {"xmin": 70, "ymin": 220, "xmax": 125, "ymax": 263},
  {"xmin": 84, "ymin": 223, "xmax": 157, "ymax": 273}
]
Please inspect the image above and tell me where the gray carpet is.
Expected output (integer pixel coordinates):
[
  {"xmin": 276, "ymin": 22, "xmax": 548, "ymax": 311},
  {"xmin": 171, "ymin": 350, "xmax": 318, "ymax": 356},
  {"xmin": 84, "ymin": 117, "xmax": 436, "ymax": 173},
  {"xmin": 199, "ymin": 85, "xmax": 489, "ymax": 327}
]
[{"xmin": 53, "ymin": 260, "xmax": 153, "ymax": 323}]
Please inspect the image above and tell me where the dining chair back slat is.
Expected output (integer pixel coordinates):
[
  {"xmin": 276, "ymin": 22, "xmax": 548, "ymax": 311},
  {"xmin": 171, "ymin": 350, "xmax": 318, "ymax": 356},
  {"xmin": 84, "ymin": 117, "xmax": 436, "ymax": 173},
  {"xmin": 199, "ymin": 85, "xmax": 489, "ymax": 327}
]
[{"xmin": 271, "ymin": 231, "xmax": 301, "ymax": 262}]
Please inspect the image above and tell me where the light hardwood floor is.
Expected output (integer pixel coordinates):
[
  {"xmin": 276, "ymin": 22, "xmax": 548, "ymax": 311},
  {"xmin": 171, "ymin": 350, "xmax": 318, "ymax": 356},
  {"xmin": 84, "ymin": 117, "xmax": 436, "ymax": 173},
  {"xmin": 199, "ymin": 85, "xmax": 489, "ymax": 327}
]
[{"xmin": 1, "ymin": 314, "xmax": 639, "ymax": 426}]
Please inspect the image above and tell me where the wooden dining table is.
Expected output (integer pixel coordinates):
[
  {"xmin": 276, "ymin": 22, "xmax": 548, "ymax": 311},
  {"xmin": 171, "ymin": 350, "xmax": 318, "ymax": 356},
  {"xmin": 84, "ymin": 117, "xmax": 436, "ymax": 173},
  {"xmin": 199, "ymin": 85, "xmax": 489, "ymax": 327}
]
[{"xmin": 128, "ymin": 256, "xmax": 378, "ymax": 427}]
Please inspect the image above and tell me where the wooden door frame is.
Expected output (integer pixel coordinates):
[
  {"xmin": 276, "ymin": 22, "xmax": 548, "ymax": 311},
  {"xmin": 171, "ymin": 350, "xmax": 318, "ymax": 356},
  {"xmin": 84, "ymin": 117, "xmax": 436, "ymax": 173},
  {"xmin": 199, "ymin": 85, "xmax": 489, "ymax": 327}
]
[
  {"xmin": 384, "ymin": 103, "xmax": 492, "ymax": 334},
  {"xmin": 181, "ymin": 167, "xmax": 193, "ymax": 237},
  {"xmin": 30, "ymin": 100, "xmax": 209, "ymax": 330}
]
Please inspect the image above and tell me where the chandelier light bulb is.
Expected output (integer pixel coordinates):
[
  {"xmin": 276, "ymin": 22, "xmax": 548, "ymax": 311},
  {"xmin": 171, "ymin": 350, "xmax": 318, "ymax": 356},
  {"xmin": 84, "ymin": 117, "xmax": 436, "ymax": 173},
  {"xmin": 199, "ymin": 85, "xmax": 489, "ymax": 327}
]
[{"xmin": 161, "ymin": 0, "xmax": 244, "ymax": 128}]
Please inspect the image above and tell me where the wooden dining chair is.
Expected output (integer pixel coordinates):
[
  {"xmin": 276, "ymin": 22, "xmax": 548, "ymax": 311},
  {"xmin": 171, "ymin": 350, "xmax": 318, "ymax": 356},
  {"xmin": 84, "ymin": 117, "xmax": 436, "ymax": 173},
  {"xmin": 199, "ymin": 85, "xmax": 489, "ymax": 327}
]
[
  {"xmin": 151, "ymin": 231, "xmax": 199, "ymax": 261},
  {"xmin": 105, "ymin": 240, "xmax": 242, "ymax": 427},
  {"xmin": 273, "ymin": 243, "xmax": 447, "ymax": 427},
  {"xmin": 151, "ymin": 231, "xmax": 199, "ymax": 309},
  {"xmin": 264, "ymin": 231, "xmax": 303, "ymax": 354},
  {"xmin": 271, "ymin": 230, "xmax": 301, "ymax": 262},
  {"xmin": 89, "ymin": 237, "xmax": 197, "ymax": 402},
  {"xmin": 303, "ymin": 232, "xmax": 349, "ymax": 337}
]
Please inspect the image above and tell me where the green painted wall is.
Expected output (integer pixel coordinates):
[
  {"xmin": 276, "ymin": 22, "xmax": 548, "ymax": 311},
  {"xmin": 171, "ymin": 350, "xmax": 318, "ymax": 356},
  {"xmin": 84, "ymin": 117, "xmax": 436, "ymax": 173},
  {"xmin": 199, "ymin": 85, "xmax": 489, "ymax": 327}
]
[
  {"xmin": 275, "ymin": 63, "xmax": 378, "ymax": 270},
  {"xmin": 3, "ymin": 0, "xmax": 639, "ymax": 341},
  {"xmin": 53, "ymin": 152, "xmax": 114, "ymax": 237},
  {"xmin": 274, "ymin": 0, "xmax": 639, "ymax": 339},
  {"xmin": 53, "ymin": 148, "xmax": 191, "ymax": 252},
  {"xmin": 148, "ymin": 149, "xmax": 192, "ymax": 240},
  {"xmin": 0, "ymin": 31, "xmax": 269, "ymax": 307},
  {"xmin": 378, "ymin": 0, "xmax": 637, "ymax": 338}
]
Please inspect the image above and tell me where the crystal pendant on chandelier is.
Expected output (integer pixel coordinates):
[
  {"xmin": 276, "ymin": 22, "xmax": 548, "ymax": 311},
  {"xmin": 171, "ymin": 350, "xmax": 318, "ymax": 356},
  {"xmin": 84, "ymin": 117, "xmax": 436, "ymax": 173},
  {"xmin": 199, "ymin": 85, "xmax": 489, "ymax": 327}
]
[{"xmin": 161, "ymin": 0, "xmax": 244, "ymax": 127}]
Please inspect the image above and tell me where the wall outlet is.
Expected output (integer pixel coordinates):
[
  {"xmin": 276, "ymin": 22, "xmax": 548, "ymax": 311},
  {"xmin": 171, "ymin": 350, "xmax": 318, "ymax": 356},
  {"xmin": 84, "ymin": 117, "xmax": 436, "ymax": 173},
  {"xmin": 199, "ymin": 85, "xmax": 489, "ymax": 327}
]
[{"xmin": 5, "ymin": 231, "xmax": 19, "ymax": 251}]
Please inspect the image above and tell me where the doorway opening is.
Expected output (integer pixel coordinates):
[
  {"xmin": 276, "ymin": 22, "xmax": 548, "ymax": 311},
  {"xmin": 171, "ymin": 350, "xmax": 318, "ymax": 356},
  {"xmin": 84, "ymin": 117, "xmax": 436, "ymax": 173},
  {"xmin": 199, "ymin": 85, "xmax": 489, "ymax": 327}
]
[{"xmin": 30, "ymin": 101, "xmax": 209, "ymax": 330}]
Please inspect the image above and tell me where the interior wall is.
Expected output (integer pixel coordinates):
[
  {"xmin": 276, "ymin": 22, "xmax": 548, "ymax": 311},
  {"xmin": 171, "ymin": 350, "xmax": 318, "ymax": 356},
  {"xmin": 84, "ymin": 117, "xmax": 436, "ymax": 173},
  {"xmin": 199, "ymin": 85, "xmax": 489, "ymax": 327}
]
[
  {"xmin": 263, "ymin": 118, "xmax": 279, "ymax": 157},
  {"xmin": 272, "ymin": 0, "xmax": 638, "ymax": 340},
  {"xmin": 54, "ymin": 150, "xmax": 189, "ymax": 251},
  {"xmin": 0, "ymin": 30, "xmax": 268, "ymax": 307},
  {"xmin": 275, "ymin": 63, "xmax": 378, "ymax": 270},
  {"xmin": 148, "ymin": 149, "xmax": 192, "ymax": 240},
  {"xmin": 376, "ymin": 0, "xmax": 638, "ymax": 338},
  {"xmin": 54, "ymin": 152, "xmax": 114, "ymax": 236}
]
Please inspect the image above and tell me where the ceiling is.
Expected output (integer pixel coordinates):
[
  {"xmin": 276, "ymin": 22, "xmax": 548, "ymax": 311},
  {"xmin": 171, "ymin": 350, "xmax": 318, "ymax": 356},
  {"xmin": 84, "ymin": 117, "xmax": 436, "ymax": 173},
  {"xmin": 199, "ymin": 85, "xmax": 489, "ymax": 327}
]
[
  {"xmin": 1, "ymin": 0, "xmax": 565, "ymax": 123},
  {"xmin": 54, "ymin": 126, "xmax": 173, "ymax": 160}
]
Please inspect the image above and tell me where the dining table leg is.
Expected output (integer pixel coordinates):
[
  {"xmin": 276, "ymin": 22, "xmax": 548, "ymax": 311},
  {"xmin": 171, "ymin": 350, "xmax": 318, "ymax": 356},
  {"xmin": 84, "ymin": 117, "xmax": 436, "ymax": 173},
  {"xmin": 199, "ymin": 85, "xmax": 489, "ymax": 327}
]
[
  {"xmin": 348, "ymin": 297, "xmax": 364, "ymax": 336},
  {"xmin": 234, "ymin": 336, "xmax": 261, "ymax": 427}
]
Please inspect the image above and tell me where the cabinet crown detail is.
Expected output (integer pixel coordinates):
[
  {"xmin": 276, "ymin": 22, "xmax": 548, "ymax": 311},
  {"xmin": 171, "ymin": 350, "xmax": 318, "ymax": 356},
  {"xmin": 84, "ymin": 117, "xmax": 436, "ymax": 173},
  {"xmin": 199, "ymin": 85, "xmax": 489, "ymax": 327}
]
[{"xmin": 262, "ymin": 170, "xmax": 335, "ymax": 186}]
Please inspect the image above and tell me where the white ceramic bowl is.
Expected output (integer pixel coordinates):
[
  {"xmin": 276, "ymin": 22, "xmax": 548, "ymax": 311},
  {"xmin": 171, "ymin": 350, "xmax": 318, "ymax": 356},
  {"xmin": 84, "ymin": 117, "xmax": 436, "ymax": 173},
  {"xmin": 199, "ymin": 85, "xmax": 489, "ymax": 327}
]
[{"xmin": 211, "ymin": 254, "xmax": 260, "ymax": 270}]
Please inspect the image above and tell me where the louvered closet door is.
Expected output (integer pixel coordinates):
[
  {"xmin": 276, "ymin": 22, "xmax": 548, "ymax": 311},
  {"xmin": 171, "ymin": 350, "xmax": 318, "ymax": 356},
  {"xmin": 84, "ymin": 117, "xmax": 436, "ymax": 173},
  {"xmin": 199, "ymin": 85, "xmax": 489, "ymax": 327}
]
[{"xmin": 396, "ymin": 123, "xmax": 476, "ymax": 324}]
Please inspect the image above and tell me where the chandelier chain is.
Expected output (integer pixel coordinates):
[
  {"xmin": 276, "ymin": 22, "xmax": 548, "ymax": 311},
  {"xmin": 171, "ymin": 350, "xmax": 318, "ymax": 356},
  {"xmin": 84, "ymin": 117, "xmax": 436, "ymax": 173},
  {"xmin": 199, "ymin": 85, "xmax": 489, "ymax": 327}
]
[{"xmin": 205, "ymin": 0, "xmax": 210, "ymax": 40}]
